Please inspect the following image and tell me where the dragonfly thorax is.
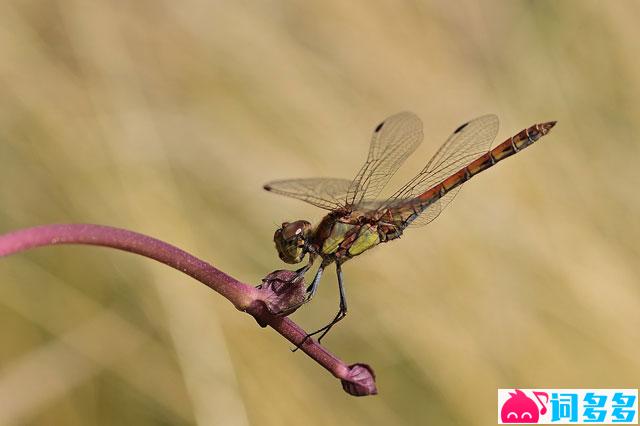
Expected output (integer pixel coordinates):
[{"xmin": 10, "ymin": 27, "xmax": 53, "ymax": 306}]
[{"xmin": 273, "ymin": 220, "xmax": 313, "ymax": 264}]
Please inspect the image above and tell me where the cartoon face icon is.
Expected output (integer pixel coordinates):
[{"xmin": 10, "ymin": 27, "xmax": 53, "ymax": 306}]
[{"xmin": 501, "ymin": 389, "xmax": 548, "ymax": 423}]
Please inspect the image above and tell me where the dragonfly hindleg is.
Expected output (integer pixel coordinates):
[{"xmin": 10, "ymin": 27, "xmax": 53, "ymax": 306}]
[
  {"xmin": 305, "ymin": 263, "xmax": 348, "ymax": 339},
  {"xmin": 315, "ymin": 262, "xmax": 348, "ymax": 343},
  {"xmin": 292, "ymin": 262, "xmax": 347, "ymax": 351}
]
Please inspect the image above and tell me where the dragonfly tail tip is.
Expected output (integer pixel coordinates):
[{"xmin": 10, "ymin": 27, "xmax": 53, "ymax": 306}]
[{"xmin": 540, "ymin": 120, "xmax": 557, "ymax": 134}]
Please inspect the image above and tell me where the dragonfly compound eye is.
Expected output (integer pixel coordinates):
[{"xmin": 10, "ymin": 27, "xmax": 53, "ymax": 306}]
[
  {"xmin": 274, "ymin": 220, "xmax": 312, "ymax": 264},
  {"xmin": 281, "ymin": 220, "xmax": 311, "ymax": 241}
]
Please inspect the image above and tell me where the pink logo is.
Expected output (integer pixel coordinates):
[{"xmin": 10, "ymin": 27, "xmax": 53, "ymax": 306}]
[{"xmin": 501, "ymin": 389, "xmax": 549, "ymax": 423}]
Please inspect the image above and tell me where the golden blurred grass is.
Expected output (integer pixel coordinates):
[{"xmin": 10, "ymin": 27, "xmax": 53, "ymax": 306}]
[{"xmin": 0, "ymin": 0, "xmax": 639, "ymax": 424}]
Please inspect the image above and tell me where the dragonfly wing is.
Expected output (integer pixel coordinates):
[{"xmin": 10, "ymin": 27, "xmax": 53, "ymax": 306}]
[
  {"xmin": 363, "ymin": 187, "xmax": 460, "ymax": 228},
  {"xmin": 424, "ymin": 114, "xmax": 499, "ymax": 180},
  {"xmin": 405, "ymin": 186, "xmax": 461, "ymax": 227},
  {"xmin": 263, "ymin": 178, "xmax": 351, "ymax": 211},
  {"xmin": 380, "ymin": 114, "xmax": 499, "ymax": 225},
  {"xmin": 347, "ymin": 112, "xmax": 423, "ymax": 206}
]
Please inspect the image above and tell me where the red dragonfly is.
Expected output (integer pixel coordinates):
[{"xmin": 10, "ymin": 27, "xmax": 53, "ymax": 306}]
[{"xmin": 264, "ymin": 112, "xmax": 556, "ymax": 344}]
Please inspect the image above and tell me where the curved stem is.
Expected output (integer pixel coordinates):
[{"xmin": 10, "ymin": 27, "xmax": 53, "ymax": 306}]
[{"xmin": 0, "ymin": 224, "xmax": 376, "ymax": 396}]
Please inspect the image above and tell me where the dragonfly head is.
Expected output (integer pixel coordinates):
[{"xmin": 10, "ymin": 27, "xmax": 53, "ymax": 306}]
[{"xmin": 274, "ymin": 220, "xmax": 312, "ymax": 264}]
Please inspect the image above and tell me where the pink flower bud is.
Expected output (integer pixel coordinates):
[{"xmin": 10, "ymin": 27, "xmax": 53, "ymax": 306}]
[
  {"xmin": 257, "ymin": 269, "xmax": 307, "ymax": 316},
  {"xmin": 341, "ymin": 363, "xmax": 377, "ymax": 396}
]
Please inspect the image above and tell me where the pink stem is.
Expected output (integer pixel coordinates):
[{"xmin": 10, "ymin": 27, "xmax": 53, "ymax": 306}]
[{"xmin": 0, "ymin": 224, "xmax": 376, "ymax": 396}]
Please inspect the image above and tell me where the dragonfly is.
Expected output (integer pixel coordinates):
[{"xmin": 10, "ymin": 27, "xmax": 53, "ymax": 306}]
[{"xmin": 264, "ymin": 112, "xmax": 556, "ymax": 345}]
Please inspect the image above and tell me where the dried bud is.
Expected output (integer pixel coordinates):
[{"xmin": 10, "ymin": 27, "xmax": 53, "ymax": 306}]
[
  {"xmin": 256, "ymin": 270, "xmax": 307, "ymax": 316},
  {"xmin": 341, "ymin": 363, "xmax": 377, "ymax": 396}
]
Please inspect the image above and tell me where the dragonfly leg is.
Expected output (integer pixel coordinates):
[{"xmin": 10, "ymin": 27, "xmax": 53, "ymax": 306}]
[
  {"xmin": 316, "ymin": 262, "xmax": 348, "ymax": 343},
  {"xmin": 293, "ymin": 254, "xmax": 316, "ymax": 282},
  {"xmin": 294, "ymin": 263, "xmax": 312, "ymax": 283},
  {"xmin": 304, "ymin": 262, "xmax": 326, "ymax": 302},
  {"xmin": 292, "ymin": 263, "xmax": 347, "ymax": 351}
]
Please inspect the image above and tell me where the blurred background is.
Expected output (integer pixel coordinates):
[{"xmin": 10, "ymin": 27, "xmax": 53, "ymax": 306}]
[{"xmin": 0, "ymin": 0, "xmax": 638, "ymax": 424}]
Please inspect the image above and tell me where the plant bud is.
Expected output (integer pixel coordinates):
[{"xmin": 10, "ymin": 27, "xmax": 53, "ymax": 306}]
[
  {"xmin": 341, "ymin": 363, "xmax": 377, "ymax": 396},
  {"xmin": 257, "ymin": 269, "xmax": 306, "ymax": 316}
]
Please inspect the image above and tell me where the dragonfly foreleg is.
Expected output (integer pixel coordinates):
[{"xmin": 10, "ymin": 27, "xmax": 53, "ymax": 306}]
[
  {"xmin": 294, "ymin": 263, "xmax": 312, "ymax": 283},
  {"xmin": 294, "ymin": 253, "xmax": 317, "ymax": 281}
]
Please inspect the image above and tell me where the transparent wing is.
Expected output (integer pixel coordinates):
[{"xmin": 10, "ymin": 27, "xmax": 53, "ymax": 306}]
[
  {"xmin": 263, "ymin": 178, "xmax": 351, "ymax": 211},
  {"xmin": 404, "ymin": 187, "xmax": 461, "ymax": 227},
  {"xmin": 377, "ymin": 115, "xmax": 499, "ymax": 227},
  {"xmin": 346, "ymin": 112, "xmax": 423, "ymax": 207},
  {"xmin": 360, "ymin": 188, "xmax": 460, "ymax": 228}
]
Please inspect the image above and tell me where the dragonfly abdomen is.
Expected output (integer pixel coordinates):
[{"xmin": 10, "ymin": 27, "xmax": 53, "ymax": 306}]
[{"xmin": 407, "ymin": 121, "xmax": 556, "ymax": 223}]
